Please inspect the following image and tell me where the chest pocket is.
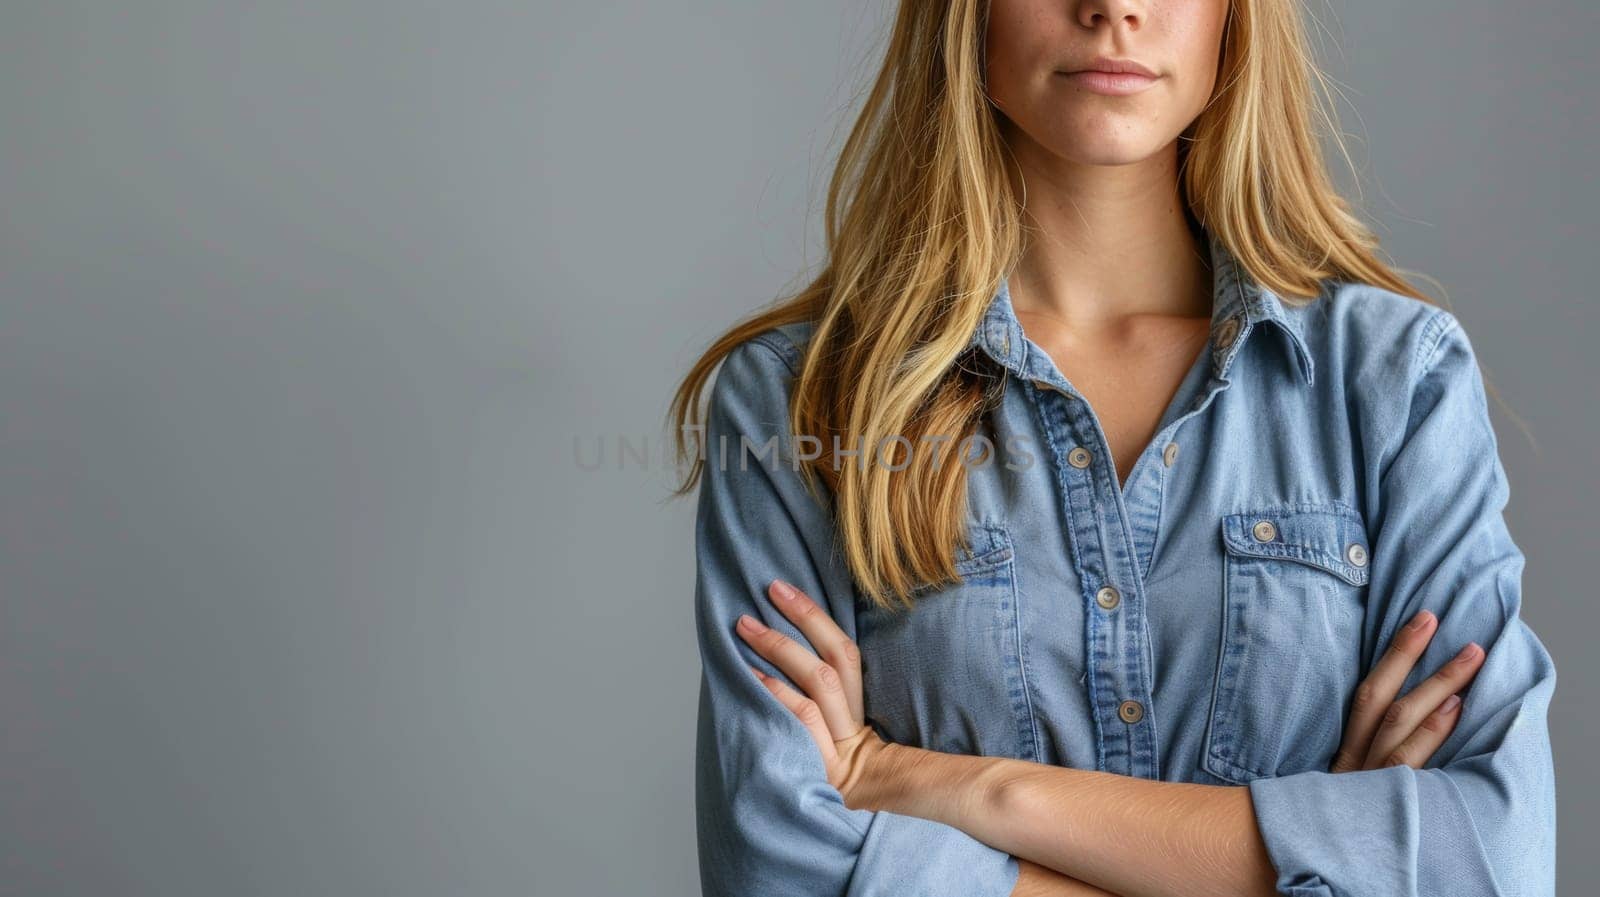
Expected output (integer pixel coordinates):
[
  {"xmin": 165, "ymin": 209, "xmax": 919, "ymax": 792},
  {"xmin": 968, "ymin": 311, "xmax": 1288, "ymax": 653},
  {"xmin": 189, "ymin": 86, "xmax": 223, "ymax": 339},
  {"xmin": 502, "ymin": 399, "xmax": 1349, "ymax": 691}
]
[
  {"xmin": 855, "ymin": 523, "xmax": 1037, "ymax": 761},
  {"xmin": 1202, "ymin": 504, "xmax": 1372, "ymax": 784}
]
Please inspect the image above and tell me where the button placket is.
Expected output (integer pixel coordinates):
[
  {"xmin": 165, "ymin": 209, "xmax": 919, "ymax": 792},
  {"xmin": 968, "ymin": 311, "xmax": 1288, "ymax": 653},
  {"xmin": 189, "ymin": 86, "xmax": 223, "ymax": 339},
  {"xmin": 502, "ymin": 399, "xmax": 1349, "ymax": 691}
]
[{"xmin": 1035, "ymin": 378, "xmax": 1158, "ymax": 777}]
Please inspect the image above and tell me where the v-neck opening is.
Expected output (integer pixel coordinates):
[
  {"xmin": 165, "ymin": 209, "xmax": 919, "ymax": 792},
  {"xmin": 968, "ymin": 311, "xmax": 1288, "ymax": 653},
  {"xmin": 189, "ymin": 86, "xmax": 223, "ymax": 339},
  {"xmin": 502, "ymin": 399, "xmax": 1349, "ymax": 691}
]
[{"xmin": 1115, "ymin": 329, "xmax": 1215, "ymax": 492}]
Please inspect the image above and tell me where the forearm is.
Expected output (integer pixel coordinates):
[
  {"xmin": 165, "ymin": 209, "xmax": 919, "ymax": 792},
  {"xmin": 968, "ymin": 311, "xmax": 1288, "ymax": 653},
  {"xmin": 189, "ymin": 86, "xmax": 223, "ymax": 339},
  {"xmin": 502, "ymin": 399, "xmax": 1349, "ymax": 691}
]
[{"xmin": 860, "ymin": 744, "xmax": 1277, "ymax": 897}]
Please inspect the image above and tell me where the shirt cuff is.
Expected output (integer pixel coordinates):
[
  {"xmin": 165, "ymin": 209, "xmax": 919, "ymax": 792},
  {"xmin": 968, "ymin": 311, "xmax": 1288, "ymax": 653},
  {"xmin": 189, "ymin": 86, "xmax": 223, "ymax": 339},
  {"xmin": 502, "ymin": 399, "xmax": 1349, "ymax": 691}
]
[
  {"xmin": 846, "ymin": 809, "xmax": 1019, "ymax": 897},
  {"xmin": 1247, "ymin": 765, "xmax": 1503, "ymax": 897}
]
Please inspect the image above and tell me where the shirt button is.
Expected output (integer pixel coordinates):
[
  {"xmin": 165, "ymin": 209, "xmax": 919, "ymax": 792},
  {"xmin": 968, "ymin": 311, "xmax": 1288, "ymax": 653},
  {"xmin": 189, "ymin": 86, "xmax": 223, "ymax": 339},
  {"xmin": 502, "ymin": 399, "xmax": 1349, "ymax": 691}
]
[
  {"xmin": 1252, "ymin": 519, "xmax": 1277, "ymax": 542},
  {"xmin": 1347, "ymin": 542, "xmax": 1368, "ymax": 567},
  {"xmin": 1162, "ymin": 441, "xmax": 1180, "ymax": 467},
  {"xmin": 1067, "ymin": 446, "xmax": 1093, "ymax": 469},
  {"xmin": 1215, "ymin": 315, "xmax": 1242, "ymax": 350},
  {"xmin": 1118, "ymin": 699, "xmax": 1145, "ymax": 724},
  {"xmin": 1095, "ymin": 586, "xmax": 1121, "ymax": 610}
]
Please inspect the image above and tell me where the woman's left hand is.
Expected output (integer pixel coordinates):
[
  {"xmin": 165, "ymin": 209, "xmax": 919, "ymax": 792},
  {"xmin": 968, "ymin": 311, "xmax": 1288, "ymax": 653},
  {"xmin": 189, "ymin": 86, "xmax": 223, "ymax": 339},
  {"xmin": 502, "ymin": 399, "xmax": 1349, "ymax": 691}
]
[{"xmin": 735, "ymin": 580, "xmax": 893, "ymax": 810}]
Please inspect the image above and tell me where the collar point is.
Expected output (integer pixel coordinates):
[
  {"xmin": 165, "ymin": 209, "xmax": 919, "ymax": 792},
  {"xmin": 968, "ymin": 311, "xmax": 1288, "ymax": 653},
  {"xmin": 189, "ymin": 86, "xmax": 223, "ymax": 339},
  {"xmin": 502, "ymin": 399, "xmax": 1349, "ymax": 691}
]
[{"xmin": 1296, "ymin": 353, "xmax": 1317, "ymax": 388}]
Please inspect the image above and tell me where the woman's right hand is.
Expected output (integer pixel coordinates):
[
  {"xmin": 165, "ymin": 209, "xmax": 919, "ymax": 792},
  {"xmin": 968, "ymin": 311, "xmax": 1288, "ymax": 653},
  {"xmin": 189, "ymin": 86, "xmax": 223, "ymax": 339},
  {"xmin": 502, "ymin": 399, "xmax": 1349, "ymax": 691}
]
[{"xmin": 1331, "ymin": 608, "xmax": 1485, "ymax": 773}]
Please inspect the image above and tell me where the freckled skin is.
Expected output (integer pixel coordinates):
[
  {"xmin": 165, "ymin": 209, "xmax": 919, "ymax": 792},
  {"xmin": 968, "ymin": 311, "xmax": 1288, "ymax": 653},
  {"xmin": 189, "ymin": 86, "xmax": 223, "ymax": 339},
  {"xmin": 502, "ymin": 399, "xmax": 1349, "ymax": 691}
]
[{"xmin": 985, "ymin": 0, "xmax": 1229, "ymax": 166}]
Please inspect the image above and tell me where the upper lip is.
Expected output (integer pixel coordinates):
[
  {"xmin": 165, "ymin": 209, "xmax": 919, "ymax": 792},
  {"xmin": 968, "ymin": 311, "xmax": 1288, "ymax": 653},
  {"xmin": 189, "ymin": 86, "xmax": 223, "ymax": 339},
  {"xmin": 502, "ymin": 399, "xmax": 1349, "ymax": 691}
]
[{"xmin": 1064, "ymin": 56, "xmax": 1158, "ymax": 77}]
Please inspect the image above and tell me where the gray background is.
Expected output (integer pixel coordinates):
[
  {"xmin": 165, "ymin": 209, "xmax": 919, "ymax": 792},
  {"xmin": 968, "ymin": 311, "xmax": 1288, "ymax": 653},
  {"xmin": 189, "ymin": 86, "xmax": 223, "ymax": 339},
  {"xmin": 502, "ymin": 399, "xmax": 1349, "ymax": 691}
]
[{"xmin": 0, "ymin": 1, "xmax": 1592, "ymax": 895}]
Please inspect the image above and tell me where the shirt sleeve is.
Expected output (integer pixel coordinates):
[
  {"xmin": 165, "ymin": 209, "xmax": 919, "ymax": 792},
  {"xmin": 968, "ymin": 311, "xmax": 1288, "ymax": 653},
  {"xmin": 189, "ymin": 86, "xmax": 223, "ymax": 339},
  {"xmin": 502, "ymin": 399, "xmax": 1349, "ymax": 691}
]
[
  {"xmin": 691, "ymin": 336, "xmax": 1022, "ymax": 897},
  {"xmin": 1245, "ymin": 310, "xmax": 1558, "ymax": 897}
]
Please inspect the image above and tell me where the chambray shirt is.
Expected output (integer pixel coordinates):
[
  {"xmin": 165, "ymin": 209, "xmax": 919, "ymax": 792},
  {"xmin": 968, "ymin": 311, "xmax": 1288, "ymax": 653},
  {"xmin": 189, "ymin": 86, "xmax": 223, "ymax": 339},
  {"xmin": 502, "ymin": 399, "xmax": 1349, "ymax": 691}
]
[{"xmin": 691, "ymin": 229, "xmax": 1557, "ymax": 897}]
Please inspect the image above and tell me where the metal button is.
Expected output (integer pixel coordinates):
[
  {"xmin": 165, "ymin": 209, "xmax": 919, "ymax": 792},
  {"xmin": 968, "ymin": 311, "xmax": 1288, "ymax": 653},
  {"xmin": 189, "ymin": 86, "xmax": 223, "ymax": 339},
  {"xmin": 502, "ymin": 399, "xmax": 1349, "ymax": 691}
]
[
  {"xmin": 1095, "ymin": 586, "xmax": 1121, "ymax": 610},
  {"xmin": 1346, "ymin": 542, "xmax": 1368, "ymax": 567},
  {"xmin": 1252, "ymin": 519, "xmax": 1277, "ymax": 542},
  {"xmin": 1162, "ymin": 441, "xmax": 1180, "ymax": 467},
  {"xmin": 1067, "ymin": 446, "xmax": 1093, "ymax": 469},
  {"xmin": 1118, "ymin": 699, "xmax": 1145, "ymax": 724},
  {"xmin": 1215, "ymin": 315, "xmax": 1242, "ymax": 350}
]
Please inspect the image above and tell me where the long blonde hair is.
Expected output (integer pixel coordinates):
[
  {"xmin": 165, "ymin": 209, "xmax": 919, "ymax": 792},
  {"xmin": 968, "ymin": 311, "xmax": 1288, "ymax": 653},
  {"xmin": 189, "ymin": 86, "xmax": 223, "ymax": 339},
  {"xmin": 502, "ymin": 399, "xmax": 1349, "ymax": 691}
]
[{"xmin": 668, "ymin": 0, "xmax": 1453, "ymax": 612}]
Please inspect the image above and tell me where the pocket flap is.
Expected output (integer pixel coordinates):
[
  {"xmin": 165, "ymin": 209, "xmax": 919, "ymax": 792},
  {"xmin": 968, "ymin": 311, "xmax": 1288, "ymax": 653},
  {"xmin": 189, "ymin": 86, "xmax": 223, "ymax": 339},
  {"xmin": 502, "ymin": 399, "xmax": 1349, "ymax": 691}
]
[
  {"xmin": 1221, "ymin": 505, "xmax": 1371, "ymax": 586},
  {"xmin": 953, "ymin": 523, "xmax": 1014, "ymax": 574}
]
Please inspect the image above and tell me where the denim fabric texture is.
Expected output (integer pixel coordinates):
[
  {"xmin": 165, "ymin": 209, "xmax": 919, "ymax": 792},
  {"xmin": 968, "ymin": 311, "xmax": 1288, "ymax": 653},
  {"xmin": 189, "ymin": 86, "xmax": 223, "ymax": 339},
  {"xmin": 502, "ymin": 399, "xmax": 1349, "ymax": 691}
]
[{"xmin": 691, "ymin": 228, "xmax": 1557, "ymax": 897}]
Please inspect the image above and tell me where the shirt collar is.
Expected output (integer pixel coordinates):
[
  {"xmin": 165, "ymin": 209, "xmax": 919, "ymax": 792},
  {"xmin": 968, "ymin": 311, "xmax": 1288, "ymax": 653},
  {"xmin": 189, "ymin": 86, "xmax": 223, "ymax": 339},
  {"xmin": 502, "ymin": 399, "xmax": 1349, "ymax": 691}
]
[{"xmin": 967, "ymin": 228, "xmax": 1316, "ymax": 388}]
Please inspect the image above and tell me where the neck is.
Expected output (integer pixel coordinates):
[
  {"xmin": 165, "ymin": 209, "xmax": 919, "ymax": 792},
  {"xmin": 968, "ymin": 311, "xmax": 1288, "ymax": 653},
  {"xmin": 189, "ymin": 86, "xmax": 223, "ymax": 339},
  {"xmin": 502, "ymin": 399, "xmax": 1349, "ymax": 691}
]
[{"xmin": 1000, "ymin": 119, "xmax": 1214, "ymax": 328}]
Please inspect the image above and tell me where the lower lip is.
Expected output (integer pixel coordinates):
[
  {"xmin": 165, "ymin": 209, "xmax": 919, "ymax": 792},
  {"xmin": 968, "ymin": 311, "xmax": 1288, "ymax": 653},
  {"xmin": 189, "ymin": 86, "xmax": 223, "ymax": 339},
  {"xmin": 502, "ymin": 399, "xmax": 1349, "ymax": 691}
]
[{"xmin": 1059, "ymin": 70, "xmax": 1158, "ymax": 95}]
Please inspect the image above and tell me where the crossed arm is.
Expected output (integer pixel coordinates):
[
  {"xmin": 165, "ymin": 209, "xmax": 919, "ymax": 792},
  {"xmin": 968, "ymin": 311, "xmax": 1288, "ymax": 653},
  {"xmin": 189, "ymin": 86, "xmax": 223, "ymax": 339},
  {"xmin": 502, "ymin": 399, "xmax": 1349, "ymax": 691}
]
[
  {"xmin": 693, "ymin": 323, "xmax": 1554, "ymax": 897},
  {"xmin": 737, "ymin": 580, "xmax": 1484, "ymax": 897}
]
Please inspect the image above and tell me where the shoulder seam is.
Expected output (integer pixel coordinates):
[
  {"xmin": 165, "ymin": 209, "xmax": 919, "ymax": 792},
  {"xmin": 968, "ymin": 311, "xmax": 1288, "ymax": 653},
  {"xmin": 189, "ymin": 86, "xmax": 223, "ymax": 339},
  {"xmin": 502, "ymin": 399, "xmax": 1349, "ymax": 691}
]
[
  {"xmin": 747, "ymin": 332, "xmax": 801, "ymax": 378},
  {"xmin": 1415, "ymin": 308, "xmax": 1459, "ymax": 376}
]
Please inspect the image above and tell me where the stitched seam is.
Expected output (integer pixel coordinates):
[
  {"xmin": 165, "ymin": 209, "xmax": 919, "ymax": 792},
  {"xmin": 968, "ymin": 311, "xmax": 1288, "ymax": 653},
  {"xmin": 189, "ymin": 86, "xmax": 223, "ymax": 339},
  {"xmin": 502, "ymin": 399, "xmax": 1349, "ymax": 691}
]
[
  {"xmin": 1028, "ymin": 381, "xmax": 1108, "ymax": 768},
  {"xmin": 1225, "ymin": 499, "xmax": 1363, "ymax": 519},
  {"xmin": 1001, "ymin": 543, "xmax": 1042, "ymax": 762},
  {"xmin": 1222, "ymin": 506, "xmax": 1370, "ymax": 584},
  {"xmin": 1144, "ymin": 463, "xmax": 1167, "ymax": 581},
  {"xmin": 953, "ymin": 525, "xmax": 1015, "ymax": 575},
  {"xmin": 748, "ymin": 332, "xmax": 801, "ymax": 378},
  {"xmin": 1221, "ymin": 540, "xmax": 1369, "ymax": 586},
  {"xmin": 1413, "ymin": 308, "xmax": 1458, "ymax": 376}
]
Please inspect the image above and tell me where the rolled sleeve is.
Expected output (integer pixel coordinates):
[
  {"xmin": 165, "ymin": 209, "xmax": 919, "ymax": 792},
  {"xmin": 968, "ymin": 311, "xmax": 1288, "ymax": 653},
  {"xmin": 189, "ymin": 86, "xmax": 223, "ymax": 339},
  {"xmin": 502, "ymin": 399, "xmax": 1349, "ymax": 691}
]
[
  {"xmin": 693, "ymin": 336, "xmax": 1020, "ymax": 897},
  {"xmin": 1246, "ymin": 311, "xmax": 1558, "ymax": 897}
]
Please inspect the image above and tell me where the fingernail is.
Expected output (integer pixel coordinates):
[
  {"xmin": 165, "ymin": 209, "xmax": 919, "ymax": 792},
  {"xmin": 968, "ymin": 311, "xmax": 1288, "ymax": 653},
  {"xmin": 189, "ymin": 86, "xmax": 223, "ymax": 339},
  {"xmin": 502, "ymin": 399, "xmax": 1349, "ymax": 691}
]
[
  {"xmin": 1406, "ymin": 610, "xmax": 1433, "ymax": 631},
  {"xmin": 737, "ymin": 613, "xmax": 767, "ymax": 634},
  {"xmin": 1440, "ymin": 694, "xmax": 1462, "ymax": 713},
  {"xmin": 1454, "ymin": 642, "xmax": 1480, "ymax": 663},
  {"xmin": 770, "ymin": 580, "xmax": 797, "ymax": 601}
]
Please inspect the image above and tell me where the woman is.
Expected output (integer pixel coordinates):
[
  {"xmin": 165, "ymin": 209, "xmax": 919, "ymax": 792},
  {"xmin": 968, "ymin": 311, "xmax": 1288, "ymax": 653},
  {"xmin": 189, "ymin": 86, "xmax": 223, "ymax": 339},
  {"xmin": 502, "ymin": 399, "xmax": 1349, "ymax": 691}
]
[{"xmin": 668, "ymin": 1, "xmax": 1557, "ymax": 895}]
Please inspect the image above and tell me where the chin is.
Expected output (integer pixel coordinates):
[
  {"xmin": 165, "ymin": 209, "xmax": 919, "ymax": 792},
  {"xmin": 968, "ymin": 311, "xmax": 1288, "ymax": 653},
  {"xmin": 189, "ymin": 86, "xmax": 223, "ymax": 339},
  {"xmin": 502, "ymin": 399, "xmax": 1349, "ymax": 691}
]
[{"xmin": 1053, "ymin": 135, "xmax": 1168, "ymax": 167}]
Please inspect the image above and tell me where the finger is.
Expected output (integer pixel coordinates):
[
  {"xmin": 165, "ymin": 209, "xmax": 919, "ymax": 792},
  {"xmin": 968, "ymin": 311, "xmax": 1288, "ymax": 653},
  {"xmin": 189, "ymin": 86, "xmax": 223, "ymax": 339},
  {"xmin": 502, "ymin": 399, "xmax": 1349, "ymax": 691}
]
[
  {"xmin": 750, "ymin": 665, "xmax": 841, "ymax": 771},
  {"xmin": 1373, "ymin": 692, "xmax": 1464, "ymax": 769},
  {"xmin": 1365, "ymin": 640, "xmax": 1485, "ymax": 769},
  {"xmin": 736, "ymin": 613, "xmax": 856, "ymax": 738},
  {"xmin": 1332, "ymin": 609, "xmax": 1438, "ymax": 773},
  {"xmin": 766, "ymin": 580, "xmax": 864, "ymax": 727}
]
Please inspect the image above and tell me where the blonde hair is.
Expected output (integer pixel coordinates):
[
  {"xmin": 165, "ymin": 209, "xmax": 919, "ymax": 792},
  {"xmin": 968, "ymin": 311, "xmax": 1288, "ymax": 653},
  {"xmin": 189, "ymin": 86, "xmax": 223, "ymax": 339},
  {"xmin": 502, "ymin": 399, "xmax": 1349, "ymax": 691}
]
[{"xmin": 667, "ymin": 0, "xmax": 1461, "ymax": 612}]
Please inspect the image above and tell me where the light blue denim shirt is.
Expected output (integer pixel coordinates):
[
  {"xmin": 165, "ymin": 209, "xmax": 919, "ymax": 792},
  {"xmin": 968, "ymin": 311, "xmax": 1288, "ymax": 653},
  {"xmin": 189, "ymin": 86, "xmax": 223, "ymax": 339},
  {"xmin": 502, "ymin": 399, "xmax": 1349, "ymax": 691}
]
[{"xmin": 691, "ymin": 228, "xmax": 1557, "ymax": 897}]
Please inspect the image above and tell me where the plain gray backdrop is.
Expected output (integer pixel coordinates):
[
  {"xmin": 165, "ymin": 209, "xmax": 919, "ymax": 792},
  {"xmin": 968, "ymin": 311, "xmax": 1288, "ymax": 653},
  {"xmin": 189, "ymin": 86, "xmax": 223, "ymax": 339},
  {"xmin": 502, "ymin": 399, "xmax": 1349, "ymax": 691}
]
[{"xmin": 1, "ymin": 1, "xmax": 1593, "ymax": 895}]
